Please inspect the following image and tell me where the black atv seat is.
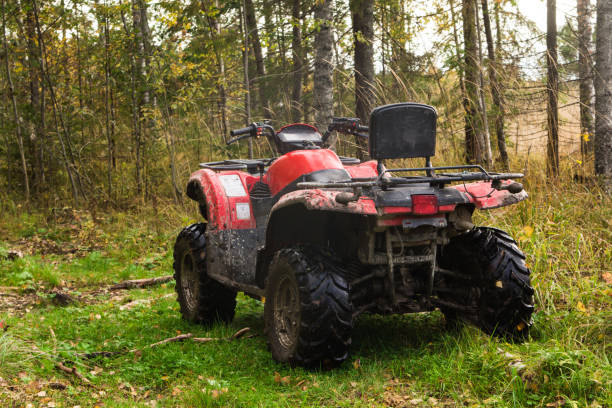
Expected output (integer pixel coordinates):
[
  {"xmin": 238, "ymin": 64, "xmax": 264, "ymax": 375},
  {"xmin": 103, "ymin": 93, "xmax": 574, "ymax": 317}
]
[{"xmin": 275, "ymin": 124, "xmax": 323, "ymax": 154}]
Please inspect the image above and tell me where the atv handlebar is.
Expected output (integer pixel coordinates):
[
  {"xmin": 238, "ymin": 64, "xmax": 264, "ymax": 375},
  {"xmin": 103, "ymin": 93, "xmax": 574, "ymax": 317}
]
[
  {"xmin": 322, "ymin": 117, "xmax": 369, "ymax": 145},
  {"xmin": 229, "ymin": 125, "xmax": 254, "ymax": 137},
  {"xmin": 328, "ymin": 117, "xmax": 369, "ymax": 136},
  {"xmin": 227, "ymin": 123, "xmax": 275, "ymax": 145}
]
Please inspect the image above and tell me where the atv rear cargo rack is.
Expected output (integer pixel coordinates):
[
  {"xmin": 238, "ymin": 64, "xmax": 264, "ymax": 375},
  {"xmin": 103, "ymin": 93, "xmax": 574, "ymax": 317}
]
[{"xmin": 297, "ymin": 164, "xmax": 524, "ymax": 189}]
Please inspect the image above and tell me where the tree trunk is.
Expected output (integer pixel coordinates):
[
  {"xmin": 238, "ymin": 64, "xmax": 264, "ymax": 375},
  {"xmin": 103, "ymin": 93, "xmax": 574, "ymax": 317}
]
[
  {"xmin": 100, "ymin": 0, "xmax": 113, "ymax": 196},
  {"xmin": 23, "ymin": 5, "xmax": 44, "ymax": 193},
  {"xmin": 350, "ymin": 0, "xmax": 375, "ymax": 159},
  {"xmin": 132, "ymin": 0, "xmax": 152, "ymax": 197},
  {"xmin": 244, "ymin": 0, "xmax": 267, "ymax": 117},
  {"xmin": 595, "ymin": 0, "xmax": 612, "ymax": 193},
  {"xmin": 240, "ymin": 1, "xmax": 252, "ymax": 158},
  {"xmin": 206, "ymin": 0, "xmax": 228, "ymax": 140},
  {"xmin": 119, "ymin": 6, "xmax": 140, "ymax": 198},
  {"xmin": 2, "ymin": 0, "xmax": 29, "ymax": 201},
  {"xmin": 313, "ymin": 0, "xmax": 334, "ymax": 137},
  {"xmin": 449, "ymin": 0, "xmax": 470, "ymax": 163},
  {"xmin": 481, "ymin": 0, "xmax": 509, "ymax": 169},
  {"xmin": 290, "ymin": 0, "xmax": 303, "ymax": 122},
  {"xmin": 262, "ymin": 0, "xmax": 274, "ymax": 116},
  {"xmin": 578, "ymin": 0, "xmax": 595, "ymax": 159},
  {"xmin": 462, "ymin": 0, "xmax": 483, "ymax": 163},
  {"xmin": 475, "ymin": 0, "xmax": 492, "ymax": 167},
  {"xmin": 546, "ymin": 0, "xmax": 559, "ymax": 177}
]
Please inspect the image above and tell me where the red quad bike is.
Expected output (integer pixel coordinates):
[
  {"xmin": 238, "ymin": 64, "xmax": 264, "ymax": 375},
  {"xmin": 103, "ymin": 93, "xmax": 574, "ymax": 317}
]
[{"xmin": 173, "ymin": 102, "xmax": 534, "ymax": 368}]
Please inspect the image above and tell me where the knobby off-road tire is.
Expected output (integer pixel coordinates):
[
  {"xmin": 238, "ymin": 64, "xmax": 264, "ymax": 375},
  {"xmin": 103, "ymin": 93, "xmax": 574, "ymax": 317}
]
[
  {"xmin": 437, "ymin": 227, "xmax": 535, "ymax": 341},
  {"xmin": 173, "ymin": 223, "xmax": 237, "ymax": 325},
  {"xmin": 264, "ymin": 246, "xmax": 352, "ymax": 368}
]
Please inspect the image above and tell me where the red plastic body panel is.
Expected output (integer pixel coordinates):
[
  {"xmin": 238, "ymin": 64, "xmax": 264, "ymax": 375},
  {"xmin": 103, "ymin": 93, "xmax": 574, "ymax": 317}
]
[
  {"xmin": 451, "ymin": 180, "xmax": 528, "ymax": 209},
  {"xmin": 343, "ymin": 160, "xmax": 379, "ymax": 179},
  {"xmin": 265, "ymin": 149, "xmax": 345, "ymax": 195},
  {"xmin": 273, "ymin": 189, "xmax": 377, "ymax": 215},
  {"xmin": 188, "ymin": 169, "xmax": 256, "ymax": 230}
]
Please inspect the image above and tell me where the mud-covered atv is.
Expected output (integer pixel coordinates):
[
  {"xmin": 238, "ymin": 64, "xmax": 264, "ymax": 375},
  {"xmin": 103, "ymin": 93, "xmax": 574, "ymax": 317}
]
[{"xmin": 173, "ymin": 103, "xmax": 534, "ymax": 368}]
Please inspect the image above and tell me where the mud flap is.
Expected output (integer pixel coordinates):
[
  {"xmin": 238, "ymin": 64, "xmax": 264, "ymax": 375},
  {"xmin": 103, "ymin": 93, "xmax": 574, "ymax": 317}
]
[{"xmin": 207, "ymin": 229, "xmax": 264, "ymax": 287}]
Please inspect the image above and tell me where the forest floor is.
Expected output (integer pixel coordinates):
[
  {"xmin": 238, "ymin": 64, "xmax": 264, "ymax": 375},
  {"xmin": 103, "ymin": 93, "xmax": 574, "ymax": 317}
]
[{"xmin": 0, "ymin": 171, "xmax": 611, "ymax": 407}]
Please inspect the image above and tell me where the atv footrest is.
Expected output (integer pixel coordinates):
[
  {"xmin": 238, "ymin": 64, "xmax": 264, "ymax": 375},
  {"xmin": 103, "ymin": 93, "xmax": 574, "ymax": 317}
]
[{"xmin": 365, "ymin": 254, "xmax": 434, "ymax": 265}]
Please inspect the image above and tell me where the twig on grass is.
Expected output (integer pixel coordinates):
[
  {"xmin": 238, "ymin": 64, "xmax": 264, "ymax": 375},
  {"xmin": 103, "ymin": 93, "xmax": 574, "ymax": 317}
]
[
  {"xmin": 193, "ymin": 327, "xmax": 253, "ymax": 342},
  {"xmin": 51, "ymin": 289, "xmax": 75, "ymax": 305},
  {"xmin": 118, "ymin": 293, "xmax": 174, "ymax": 310},
  {"xmin": 79, "ymin": 350, "xmax": 122, "ymax": 359},
  {"xmin": 109, "ymin": 276, "xmax": 173, "ymax": 290},
  {"xmin": 79, "ymin": 328, "xmax": 255, "ymax": 359},
  {"xmin": 56, "ymin": 362, "xmax": 91, "ymax": 384},
  {"xmin": 132, "ymin": 333, "xmax": 194, "ymax": 351}
]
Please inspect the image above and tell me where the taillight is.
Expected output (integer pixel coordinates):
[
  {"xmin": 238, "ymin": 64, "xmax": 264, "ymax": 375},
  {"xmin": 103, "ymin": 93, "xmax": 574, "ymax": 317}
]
[{"xmin": 411, "ymin": 194, "xmax": 438, "ymax": 215}]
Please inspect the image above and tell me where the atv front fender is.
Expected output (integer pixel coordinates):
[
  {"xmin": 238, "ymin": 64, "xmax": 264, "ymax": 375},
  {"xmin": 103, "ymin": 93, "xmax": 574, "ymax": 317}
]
[
  {"xmin": 186, "ymin": 169, "xmax": 256, "ymax": 230},
  {"xmin": 451, "ymin": 180, "xmax": 528, "ymax": 210}
]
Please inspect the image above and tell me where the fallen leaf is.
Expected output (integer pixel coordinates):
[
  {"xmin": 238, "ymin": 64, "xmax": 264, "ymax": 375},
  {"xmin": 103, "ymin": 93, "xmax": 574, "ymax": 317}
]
[
  {"xmin": 48, "ymin": 382, "xmax": 67, "ymax": 390},
  {"xmin": 546, "ymin": 398, "xmax": 565, "ymax": 407},
  {"xmin": 274, "ymin": 372, "xmax": 281, "ymax": 384},
  {"xmin": 602, "ymin": 272, "xmax": 612, "ymax": 284},
  {"xmin": 172, "ymin": 387, "xmax": 181, "ymax": 396},
  {"xmin": 37, "ymin": 390, "xmax": 47, "ymax": 397},
  {"xmin": 353, "ymin": 359, "xmax": 361, "ymax": 369},
  {"xmin": 576, "ymin": 301, "xmax": 587, "ymax": 313}
]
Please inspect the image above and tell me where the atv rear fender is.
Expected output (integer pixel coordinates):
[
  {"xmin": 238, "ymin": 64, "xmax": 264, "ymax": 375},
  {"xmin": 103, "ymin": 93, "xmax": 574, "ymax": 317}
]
[
  {"xmin": 451, "ymin": 180, "xmax": 528, "ymax": 209},
  {"xmin": 257, "ymin": 189, "xmax": 376, "ymax": 286}
]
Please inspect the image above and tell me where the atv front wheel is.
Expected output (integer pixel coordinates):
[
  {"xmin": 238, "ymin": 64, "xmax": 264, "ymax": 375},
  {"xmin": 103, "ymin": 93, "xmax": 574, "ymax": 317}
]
[
  {"xmin": 264, "ymin": 246, "xmax": 352, "ymax": 368},
  {"xmin": 173, "ymin": 223, "xmax": 237, "ymax": 325},
  {"xmin": 437, "ymin": 227, "xmax": 535, "ymax": 340}
]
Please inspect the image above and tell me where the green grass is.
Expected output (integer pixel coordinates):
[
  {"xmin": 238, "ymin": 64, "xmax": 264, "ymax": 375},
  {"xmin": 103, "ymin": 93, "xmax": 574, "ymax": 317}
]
[{"xmin": 0, "ymin": 171, "xmax": 610, "ymax": 407}]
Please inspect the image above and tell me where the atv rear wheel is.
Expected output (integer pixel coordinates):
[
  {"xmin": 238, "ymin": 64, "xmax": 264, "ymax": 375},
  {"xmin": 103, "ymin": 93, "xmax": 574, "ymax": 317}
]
[
  {"xmin": 437, "ymin": 227, "xmax": 535, "ymax": 340},
  {"xmin": 173, "ymin": 223, "xmax": 237, "ymax": 325},
  {"xmin": 264, "ymin": 246, "xmax": 352, "ymax": 368}
]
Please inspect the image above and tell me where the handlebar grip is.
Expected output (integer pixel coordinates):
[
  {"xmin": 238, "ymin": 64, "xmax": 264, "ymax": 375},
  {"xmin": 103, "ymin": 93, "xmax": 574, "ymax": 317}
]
[
  {"xmin": 226, "ymin": 133, "xmax": 252, "ymax": 145},
  {"xmin": 230, "ymin": 126, "xmax": 253, "ymax": 137},
  {"xmin": 357, "ymin": 125, "xmax": 369, "ymax": 132}
]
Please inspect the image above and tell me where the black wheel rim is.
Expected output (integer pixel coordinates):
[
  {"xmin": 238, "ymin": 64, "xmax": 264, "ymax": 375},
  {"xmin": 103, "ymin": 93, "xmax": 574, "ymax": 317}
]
[
  {"xmin": 274, "ymin": 274, "xmax": 300, "ymax": 350},
  {"xmin": 180, "ymin": 251, "xmax": 199, "ymax": 313}
]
